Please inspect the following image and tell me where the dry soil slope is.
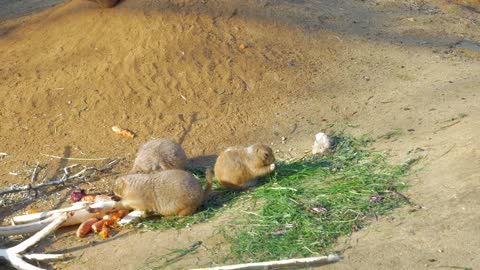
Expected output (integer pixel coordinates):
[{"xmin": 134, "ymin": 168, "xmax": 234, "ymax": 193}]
[{"xmin": 0, "ymin": 0, "xmax": 479, "ymax": 269}]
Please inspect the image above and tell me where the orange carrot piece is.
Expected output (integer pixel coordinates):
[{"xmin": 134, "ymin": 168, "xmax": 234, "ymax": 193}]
[
  {"xmin": 76, "ymin": 218, "xmax": 98, "ymax": 238},
  {"xmin": 99, "ymin": 224, "xmax": 109, "ymax": 239},
  {"xmin": 81, "ymin": 195, "xmax": 96, "ymax": 202},
  {"xmin": 111, "ymin": 126, "xmax": 135, "ymax": 139},
  {"xmin": 92, "ymin": 219, "xmax": 107, "ymax": 233}
]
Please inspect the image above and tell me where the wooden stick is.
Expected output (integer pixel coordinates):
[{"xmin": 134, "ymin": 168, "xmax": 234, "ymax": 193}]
[
  {"xmin": 191, "ymin": 254, "xmax": 341, "ymax": 270},
  {"xmin": 88, "ymin": 200, "xmax": 121, "ymax": 210},
  {"xmin": 12, "ymin": 202, "xmax": 89, "ymax": 224},
  {"xmin": 4, "ymin": 255, "xmax": 45, "ymax": 270},
  {"xmin": 0, "ymin": 214, "xmax": 68, "ymax": 270},
  {"xmin": 3, "ymin": 203, "xmax": 128, "ymax": 236},
  {"xmin": 2, "ymin": 209, "xmax": 117, "ymax": 236},
  {"xmin": 31, "ymin": 162, "xmax": 40, "ymax": 182},
  {"xmin": 23, "ymin": 253, "xmax": 68, "ymax": 261},
  {"xmin": 10, "ymin": 213, "xmax": 68, "ymax": 254},
  {"xmin": 0, "ymin": 214, "xmax": 61, "ymax": 236}
]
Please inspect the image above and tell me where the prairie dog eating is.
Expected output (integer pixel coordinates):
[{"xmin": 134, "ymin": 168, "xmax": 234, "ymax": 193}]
[
  {"xmin": 131, "ymin": 139, "xmax": 187, "ymax": 173},
  {"xmin": 214, "ymin": 144, "xmax": 276, "ymax": 190},
  {"xmin": 113, "ymin": 169, "xmax": 212, "ymax": 216}
]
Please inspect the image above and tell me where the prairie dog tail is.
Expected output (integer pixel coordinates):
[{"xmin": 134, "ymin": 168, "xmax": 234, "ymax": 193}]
[{"xmin": 203, "ymin": 168, "xmax": 213, "ymax": 202}]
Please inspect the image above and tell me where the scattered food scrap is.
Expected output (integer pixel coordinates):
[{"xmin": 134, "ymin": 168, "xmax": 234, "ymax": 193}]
[{"xmin": 111, "ymin": 126, "xmax": 136, "ymax": 139}]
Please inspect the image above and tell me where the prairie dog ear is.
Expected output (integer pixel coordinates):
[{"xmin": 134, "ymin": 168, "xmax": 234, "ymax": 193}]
[{"xmin": 253, "ymin": 144, "xmax": 264, "ymax": 153}]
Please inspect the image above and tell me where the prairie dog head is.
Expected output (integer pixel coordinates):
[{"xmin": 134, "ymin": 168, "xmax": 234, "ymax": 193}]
[
  {"xmin": 249, "ymin": 144, "xmax": 275, "ymax": 165},
  {"xmin": 131, "ymin": 138, "xmax": 187, "ymax": 173},
  {"xmin": 86, "ymin": 0, "xmax": 119, "ymax": 8},
  {"xmin": 113, "ymin": 177, "xmax": 128, "ymax": 197}
]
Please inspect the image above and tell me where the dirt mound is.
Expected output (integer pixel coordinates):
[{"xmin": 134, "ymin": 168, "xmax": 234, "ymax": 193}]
[{"xmin": 0, "ymin": 0, "xmax": 479, "ymax": 269}]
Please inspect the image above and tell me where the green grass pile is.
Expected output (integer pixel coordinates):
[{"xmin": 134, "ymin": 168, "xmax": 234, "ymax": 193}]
[{"xmin": 140, "ymin": 135, "xmax": 414, "ymax": 264}]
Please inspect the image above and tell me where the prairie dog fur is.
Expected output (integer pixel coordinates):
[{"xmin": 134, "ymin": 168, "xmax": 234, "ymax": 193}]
[
  {"xmin": 86, "ymin": 0, "xmax": 120, "ymax": 8},
  {"xmin": 214, "ymin": 143, "xmax": 276, "ymax": 190},
  {"xmin": 113, "ymin": 169, "xmax": 212, "ymax": 217},
  {"xmin": 131, "ymin": 139, "xmax": 187, "ymax": 174}
]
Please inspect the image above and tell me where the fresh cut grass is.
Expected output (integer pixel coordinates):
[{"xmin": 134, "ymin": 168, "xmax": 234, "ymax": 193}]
[{"xmin": 139, "ymin": 134, "xmax": 415, "ymax": 265}]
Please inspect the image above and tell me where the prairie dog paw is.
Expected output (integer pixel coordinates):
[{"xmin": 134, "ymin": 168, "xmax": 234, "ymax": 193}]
[
  {"xmin": 118, "ymin": 210, "xmax": 147, "ymax": 226},
  {"xmin": 270, "ymin": 163, "xmax": 276, "ymax": 171}
]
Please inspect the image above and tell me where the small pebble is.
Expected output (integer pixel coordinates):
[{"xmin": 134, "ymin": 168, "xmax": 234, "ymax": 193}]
[
  {"xmin": 312, "ymin": 132, "xmax": 332, "ymax": 154},
  {"xmin": 369, "ymin": 195, "xmax": 385, "ymax": 203},
  {"xmin": 309, "ymin": 206, "xmax": 328, "ymax": 214}
]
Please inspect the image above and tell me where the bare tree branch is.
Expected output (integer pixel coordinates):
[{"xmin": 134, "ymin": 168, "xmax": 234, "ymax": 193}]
[{"xmin": 0, "ymin": 159, "xmax": 119, "ymax": 196}]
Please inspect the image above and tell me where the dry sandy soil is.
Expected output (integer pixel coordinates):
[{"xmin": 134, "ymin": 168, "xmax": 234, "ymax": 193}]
[{"xmin": 0, "ymin": 0, "xmax": 479, "ymax": 269}]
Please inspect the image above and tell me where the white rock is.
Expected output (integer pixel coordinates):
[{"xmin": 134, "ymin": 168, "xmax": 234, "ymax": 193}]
[{"xmin": 312, "ymin": 132, "xmax": 332, "ymax": 154}]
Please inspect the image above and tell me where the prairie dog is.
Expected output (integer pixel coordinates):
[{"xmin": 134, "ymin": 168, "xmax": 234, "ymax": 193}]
[
  {"xmin": 214, "ymin": 144, "xmax": 276, "ymax": 190},
  {"xmin": 452, "ymin": 0, "xmax": 480, "ymax": 12},
  {"xmin": 86, "ymin": 0, "xmax": 120, "ymax": 8},
  {"xmin": 131, "ymin": 139, "xmax": 187, "ymax": 174},
  {"xmin": 113, "ymin": 169, "xmax": 212, "ymax": 216}
]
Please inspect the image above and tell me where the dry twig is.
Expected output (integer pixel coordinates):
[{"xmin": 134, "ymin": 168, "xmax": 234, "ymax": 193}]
[
  {"xmin": 30, "ymin": 162, "xmax": 40, "ymax": 182},
  {"xmin": 0, "ymin": 159, "xmax": 119, "ymax": 196},
  {"xmin": 40, "ymin": 153, "xmax": 112, "ymax": 161}
]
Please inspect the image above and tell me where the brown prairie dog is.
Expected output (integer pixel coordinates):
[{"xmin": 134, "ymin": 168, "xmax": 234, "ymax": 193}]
[
  {"xmin": 452, "ymin": 0, "xmax": 480, "ymax": 11},
  {"xmin": 113, "ymin": 169, "xmax": 212, "ymax": 216},
  {"xmin": 214, "ymin": 143, "xmax": 276, "ymax": 190},
  {"xmin": 131, "ymin": 139, "xmax": 187, "ymax": 174},
  {"xmin": 85, "ymin": 0, "xmax": 120, "ymax": 8}
]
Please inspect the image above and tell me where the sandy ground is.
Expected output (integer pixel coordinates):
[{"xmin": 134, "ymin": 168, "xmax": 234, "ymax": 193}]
[{"xmin": 0, "ymin": 0, "xmax": 479, "ymax": 269}]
